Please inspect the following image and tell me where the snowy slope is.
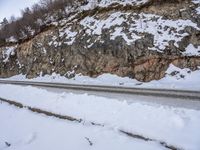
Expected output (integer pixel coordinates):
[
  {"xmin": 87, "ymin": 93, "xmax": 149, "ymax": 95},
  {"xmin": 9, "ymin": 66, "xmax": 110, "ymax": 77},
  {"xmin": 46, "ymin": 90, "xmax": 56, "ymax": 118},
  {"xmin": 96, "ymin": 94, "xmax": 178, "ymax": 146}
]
[
  {"xmin": 0, "ymin": 103, "xmax": 164, "ymax": 150},
  {"xmin": 78, "ymin": 12, "xmax": 199, "ymax": 51},
  {"xmin": 81, "ymin": 0, "xmax": 148, "ymax": 10},
  {"xmin": 0, "ymin": 84, "xmax": 200, "ymax": 150}
]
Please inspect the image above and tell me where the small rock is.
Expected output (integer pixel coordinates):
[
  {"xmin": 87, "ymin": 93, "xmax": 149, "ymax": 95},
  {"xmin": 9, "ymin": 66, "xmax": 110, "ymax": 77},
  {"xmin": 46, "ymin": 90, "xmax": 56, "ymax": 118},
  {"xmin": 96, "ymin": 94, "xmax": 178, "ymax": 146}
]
[{"xmin": 5, "ymin": 142, "xmax": 11, "ymax": 147}]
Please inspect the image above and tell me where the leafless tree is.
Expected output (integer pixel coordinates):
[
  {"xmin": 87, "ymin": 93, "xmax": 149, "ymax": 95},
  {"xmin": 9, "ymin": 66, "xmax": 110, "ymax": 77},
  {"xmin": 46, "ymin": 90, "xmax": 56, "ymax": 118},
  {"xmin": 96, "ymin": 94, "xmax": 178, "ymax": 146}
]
[{"xmin": 0, "ymin": 0, "xmax": 79, "ymax": 44}]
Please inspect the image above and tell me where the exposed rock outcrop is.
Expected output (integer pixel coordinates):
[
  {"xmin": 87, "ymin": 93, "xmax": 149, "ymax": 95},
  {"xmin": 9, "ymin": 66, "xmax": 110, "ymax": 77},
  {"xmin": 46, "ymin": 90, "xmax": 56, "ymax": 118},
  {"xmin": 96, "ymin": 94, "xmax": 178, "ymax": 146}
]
[{"xmin": 0, "ymin": 0, "xmax": 200, "ymax": 82}]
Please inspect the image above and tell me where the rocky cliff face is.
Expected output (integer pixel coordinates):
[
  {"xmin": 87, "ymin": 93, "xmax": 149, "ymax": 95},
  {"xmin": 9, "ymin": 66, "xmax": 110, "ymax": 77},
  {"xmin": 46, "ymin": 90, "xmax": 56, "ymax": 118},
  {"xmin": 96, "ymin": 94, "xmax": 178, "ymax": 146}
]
[{"xmin": 0, "ymin": 0, "xmax": 200, "ymax": 82}]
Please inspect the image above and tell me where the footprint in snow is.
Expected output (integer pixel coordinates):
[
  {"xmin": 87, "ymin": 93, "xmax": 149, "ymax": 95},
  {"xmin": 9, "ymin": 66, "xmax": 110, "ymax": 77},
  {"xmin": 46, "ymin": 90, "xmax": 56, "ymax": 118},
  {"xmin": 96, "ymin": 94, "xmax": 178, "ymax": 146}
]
[{"xmin": 24, "ymin": 132, "xmax": 37, "ymax": 145}]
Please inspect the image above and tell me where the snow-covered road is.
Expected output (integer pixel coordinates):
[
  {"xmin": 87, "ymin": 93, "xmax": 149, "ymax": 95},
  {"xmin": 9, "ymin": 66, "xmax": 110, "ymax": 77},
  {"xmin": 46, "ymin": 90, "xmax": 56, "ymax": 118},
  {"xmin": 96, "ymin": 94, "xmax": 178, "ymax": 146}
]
[
  {"xmin": 36, "ymin": 85, "xmax": 200, "ymax": 110},
  {"xmin": 0, "ymin": 84, "xmax": 200, "ymax": 150},
  {"xmin": 1, "ymin": 80, "xmax": 200, "ymax": 110}
]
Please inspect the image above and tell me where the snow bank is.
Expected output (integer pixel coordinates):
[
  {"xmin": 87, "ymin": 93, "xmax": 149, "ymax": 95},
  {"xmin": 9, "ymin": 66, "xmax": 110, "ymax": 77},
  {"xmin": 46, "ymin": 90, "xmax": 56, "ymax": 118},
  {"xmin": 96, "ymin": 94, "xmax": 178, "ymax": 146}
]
[
  {"xmin": 0, "ymin": 84, "xmax": 200, "ymax": 150},
  {"xmin": 0, "ymin": 104, "xmax": 163, "ymax": 150},
  {"xmin": 4, "ymin": 65, "xmax": 200, "ymax": 91}
]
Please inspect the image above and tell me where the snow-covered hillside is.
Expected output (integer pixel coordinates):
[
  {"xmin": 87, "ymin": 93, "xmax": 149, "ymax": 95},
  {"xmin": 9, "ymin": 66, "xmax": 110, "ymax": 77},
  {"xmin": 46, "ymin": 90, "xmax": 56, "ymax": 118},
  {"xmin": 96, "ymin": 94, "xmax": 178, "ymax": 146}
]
[{"xmin": 0, "ymin": 0, "xmax": 200, "ymax": 84}]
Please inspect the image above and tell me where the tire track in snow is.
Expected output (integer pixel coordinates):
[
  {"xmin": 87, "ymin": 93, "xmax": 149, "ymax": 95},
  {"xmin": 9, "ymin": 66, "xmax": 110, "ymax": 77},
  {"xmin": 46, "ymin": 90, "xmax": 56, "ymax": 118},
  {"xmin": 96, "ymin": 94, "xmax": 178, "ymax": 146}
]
[{"xmin": 0, "ymin": 97, "xmax": 183, "ymax": 150}]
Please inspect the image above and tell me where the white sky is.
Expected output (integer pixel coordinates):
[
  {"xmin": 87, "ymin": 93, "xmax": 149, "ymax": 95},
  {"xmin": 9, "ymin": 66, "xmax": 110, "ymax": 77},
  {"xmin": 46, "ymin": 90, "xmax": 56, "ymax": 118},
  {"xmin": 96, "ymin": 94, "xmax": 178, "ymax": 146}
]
[{"xmin": 0, "ymin": 0, "xmax": 40, "ymax": 22}]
